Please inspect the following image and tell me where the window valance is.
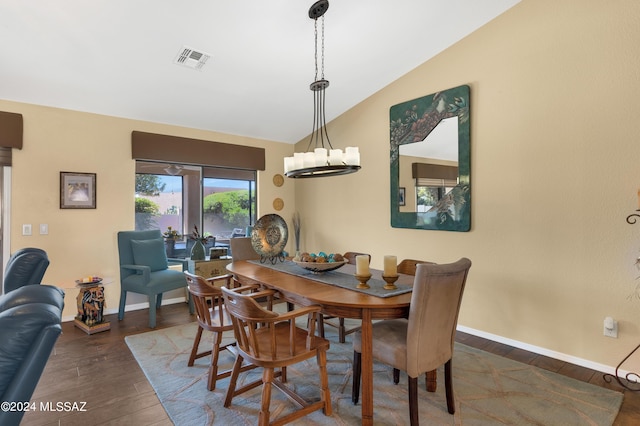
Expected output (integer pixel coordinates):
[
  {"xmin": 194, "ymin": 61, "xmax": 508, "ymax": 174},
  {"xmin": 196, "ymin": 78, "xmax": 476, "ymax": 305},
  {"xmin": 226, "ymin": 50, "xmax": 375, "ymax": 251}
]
[
  {"xmin": 412, "ymin": 163, "xmax": 458, "ymax": 180},
  {"xmin": 0, "ymin": 111, "xmax": 23, "ymax": 166},
  {"xmin": 131, "ymin": 131, "xmax": 265, "ymax": 171}
]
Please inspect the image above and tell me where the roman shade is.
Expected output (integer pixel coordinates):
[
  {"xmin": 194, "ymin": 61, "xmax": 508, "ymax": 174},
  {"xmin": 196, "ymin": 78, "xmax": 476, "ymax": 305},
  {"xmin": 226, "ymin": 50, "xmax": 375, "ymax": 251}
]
[{"xmin": 131, "ymin": 131, "xmax": 265, "ymax": 171}]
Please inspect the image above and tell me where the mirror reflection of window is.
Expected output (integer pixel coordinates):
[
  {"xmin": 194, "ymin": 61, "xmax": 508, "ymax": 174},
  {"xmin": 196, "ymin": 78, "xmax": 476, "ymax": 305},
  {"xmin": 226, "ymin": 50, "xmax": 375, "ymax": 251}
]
[
  {"xmin": 398, "ymin": 116, "xmax": 459, "ymax": 213},
  {"xmin": 416, "ymin": 185, "xmax": 456, "ymax": 213}
]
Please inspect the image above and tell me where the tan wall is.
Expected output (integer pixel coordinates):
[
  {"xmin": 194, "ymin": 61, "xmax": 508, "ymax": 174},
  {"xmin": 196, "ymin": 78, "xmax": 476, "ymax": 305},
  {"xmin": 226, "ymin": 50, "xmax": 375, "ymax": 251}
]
[
  {"xmin": 293, "ymin": 0, "xmax": 640, "ymax": 371},
  {"xmin": 0, "ymin": 101, "xmax": 295, "ymax": 319}
]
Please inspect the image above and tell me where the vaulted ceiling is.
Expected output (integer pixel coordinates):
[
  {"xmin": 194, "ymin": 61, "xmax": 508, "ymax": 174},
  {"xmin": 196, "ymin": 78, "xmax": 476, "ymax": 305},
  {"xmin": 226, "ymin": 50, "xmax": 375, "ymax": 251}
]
[{"xmin": 0, "ymin": 0, "xmax": 520, "ymax": 143}]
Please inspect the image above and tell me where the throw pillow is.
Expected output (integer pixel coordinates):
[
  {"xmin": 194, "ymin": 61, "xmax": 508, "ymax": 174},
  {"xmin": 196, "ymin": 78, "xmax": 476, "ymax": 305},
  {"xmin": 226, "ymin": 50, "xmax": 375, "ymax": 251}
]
[{"xmin": 131, "ymin": 239, "xmax": 168, "ymax": 272}]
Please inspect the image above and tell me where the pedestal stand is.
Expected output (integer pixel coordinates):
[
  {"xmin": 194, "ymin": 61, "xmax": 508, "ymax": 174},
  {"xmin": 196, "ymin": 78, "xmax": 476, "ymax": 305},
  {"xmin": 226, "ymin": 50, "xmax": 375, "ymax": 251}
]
[{"xmin": 74, "ymin": 283, "xmax": 110, "ymax": 334}]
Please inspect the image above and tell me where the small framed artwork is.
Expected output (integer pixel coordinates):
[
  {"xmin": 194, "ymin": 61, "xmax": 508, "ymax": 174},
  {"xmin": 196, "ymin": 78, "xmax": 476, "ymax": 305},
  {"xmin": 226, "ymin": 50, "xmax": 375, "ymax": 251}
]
[
  {"xmin": 60, "ymin": 172, "xmax": 96, "ymax": 209},
  {"xmin": 398, "ymin": 187, "xmax": 406, "ymax": 206}
]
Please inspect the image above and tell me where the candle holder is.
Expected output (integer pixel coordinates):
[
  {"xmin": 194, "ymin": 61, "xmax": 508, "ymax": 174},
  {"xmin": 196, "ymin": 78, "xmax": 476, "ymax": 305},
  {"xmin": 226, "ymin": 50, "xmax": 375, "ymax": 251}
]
[
  {"xmin": 382, "ymin": 275, "xmax": 399, "ymax": 290},
  {"xmin": 354, "ymin": 273, "xmax": 372, "ymax": 289}
]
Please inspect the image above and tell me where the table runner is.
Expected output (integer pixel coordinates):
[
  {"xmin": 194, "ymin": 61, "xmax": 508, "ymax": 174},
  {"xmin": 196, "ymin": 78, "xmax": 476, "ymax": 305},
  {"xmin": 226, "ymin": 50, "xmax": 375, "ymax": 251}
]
[{"xmin": 248, "ymin": 260, "xmax": 412, "ymax": 298}]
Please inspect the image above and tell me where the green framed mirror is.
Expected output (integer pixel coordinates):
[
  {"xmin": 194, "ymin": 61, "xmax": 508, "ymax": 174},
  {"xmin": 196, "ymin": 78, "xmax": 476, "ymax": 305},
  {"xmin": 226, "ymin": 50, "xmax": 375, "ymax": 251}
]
[{"xmin": 390, "ymin": 85, "xmax": 470, "ymax": 231}]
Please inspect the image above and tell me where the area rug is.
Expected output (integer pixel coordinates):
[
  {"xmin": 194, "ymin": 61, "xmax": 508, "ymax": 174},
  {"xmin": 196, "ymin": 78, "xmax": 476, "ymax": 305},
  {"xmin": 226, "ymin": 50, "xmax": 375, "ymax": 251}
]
[{"xmin": 125, "ymin": 322, "xmax": 622, "ymax": 425}]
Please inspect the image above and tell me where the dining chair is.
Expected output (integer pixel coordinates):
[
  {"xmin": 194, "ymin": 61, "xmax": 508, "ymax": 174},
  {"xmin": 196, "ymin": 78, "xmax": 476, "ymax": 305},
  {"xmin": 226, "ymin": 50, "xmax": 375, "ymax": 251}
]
[
  {"xmin": 318, "ymin": 251, "xmax": 370, "ymax": 343},
  {"xmin": 230, "ymin": 236, "xmax": 260, "ymax": 261},
  {"xmin": 230, "ymin": 236, "xmax": 290, "ymax": 312},
  {"xmin": 352, "ymin": 258, "xmax": 472, "ymax": 424},
  {"xmin": 184, "ymin": 271, "xmax": 255, "ymax": 391},
  {"xmin": 396, "ymin": 258, "xmax": 437, "ymax": 390},
  {"xmin": 221, "ymin": 285, "xmax": 332, "ymax": 426},
  {"xmin": 397, "ymin": 258, "xmax": 433, "ymax": 276}
]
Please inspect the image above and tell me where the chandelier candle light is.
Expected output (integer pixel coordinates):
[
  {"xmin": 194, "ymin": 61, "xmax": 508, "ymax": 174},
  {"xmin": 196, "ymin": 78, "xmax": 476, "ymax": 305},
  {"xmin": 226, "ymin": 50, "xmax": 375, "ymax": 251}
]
[{"xmin": 284, "ymin": 0, "xmax": 361, "ymax": 178}]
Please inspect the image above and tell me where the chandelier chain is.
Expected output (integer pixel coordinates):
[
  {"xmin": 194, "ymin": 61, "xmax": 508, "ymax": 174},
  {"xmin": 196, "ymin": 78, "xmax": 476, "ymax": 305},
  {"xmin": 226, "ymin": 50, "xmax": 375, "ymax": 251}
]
[
  {"xmin": 313, "ymin": 16, "xmax": 326, "ymax": 81},
  {"xmin": 321, "ymin": 15, "xmax": 325, "ymax": 80}
]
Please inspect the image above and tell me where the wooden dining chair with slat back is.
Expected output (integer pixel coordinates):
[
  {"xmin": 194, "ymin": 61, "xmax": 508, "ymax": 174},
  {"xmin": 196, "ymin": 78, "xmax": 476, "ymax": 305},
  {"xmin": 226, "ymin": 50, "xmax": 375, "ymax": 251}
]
[
  {"xmin": 184, "ymin": 271, "xmax": 255, "ymax": 391},
  {"xmin": 318, "ymin": 251, "xmax": 370, "ymax": 343},
  {"xmin": 397, "ymin": 259, "xmax": 433, "ymax": 276},
  {"xmin": 221, "ymin": 285, "xmax": 332, "ymax": 426}
]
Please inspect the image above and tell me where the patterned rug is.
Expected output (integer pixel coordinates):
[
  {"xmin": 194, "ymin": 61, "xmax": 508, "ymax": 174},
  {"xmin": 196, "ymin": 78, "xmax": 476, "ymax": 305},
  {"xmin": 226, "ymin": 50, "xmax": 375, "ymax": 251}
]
[{"xmin": 126, "ymin": 321, "xmax": 622, "ymax": 425}]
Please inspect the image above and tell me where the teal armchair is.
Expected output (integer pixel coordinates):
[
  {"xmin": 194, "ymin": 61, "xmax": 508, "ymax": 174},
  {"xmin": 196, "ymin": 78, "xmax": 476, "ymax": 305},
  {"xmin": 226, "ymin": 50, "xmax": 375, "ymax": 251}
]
[{"xmin": 117, "ymin": 230, "xmax": 193, "ymax": 328}]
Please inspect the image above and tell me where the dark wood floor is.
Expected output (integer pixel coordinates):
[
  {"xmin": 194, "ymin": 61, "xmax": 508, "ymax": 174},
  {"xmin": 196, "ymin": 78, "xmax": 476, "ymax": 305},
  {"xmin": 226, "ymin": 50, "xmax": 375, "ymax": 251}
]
[{"xmin": 21, "ymin": 303, "xmax": 640, "ymax": 425}]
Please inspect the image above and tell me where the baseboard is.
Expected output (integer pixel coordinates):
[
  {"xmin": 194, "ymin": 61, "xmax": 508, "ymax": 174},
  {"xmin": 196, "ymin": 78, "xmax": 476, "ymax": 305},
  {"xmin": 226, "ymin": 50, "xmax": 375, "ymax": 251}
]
[
  {"xmin": 63, "ymin": 301, "xmax": 625, "ymax": 378},
  {"xmin": 457, "ymin": 324, "xmax": 625, "ymax": 377},
  {"xmin": 61, "ymin": 296, "xmax": 188, "ymax": 323}
]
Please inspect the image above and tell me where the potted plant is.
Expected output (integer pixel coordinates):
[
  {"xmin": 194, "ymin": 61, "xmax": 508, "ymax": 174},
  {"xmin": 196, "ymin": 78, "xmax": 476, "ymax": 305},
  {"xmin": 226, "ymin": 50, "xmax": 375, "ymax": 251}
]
[{"xmin": 162, "ymin": 226, "xmax": 181, "ymax": 257}]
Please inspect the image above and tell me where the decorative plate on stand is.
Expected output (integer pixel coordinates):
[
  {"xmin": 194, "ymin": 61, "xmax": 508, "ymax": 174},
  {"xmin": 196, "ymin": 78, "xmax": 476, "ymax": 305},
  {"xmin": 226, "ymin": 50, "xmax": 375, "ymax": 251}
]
[{"xmin": 251, "ymin": 214, "xmax": 288, "ymax": 264}]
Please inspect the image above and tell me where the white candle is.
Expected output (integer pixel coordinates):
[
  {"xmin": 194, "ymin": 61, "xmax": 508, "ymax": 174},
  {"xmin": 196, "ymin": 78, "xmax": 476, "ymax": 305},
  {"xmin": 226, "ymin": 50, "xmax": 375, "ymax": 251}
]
[
  {"xmin": 383, "ymin": 255, "xmax": 397, "ymax": 276},
  {"xmin": 344, "ymin": 147, "xmax": 360, "ymax": 166},
  {"xmin": 284, "ymin": 157, "xmax": 294, "ymax": 173},
  {"xmin": 293, "ymin": 152, "xmax": 304, "ymax": 171},
  {"xmin": 314, "ymin": 148, "xmax": 328, "ymax": 166},
  {"xmin": 329, "ymin": 149, "xmax": 343, "ymax": 165},
  {"xmin": 355, "ymin": 255, "xmax": 370, "ymax": 275},
  {"xmin": 303, "ymin": 152, "xmax": 315, "ymax": 168}
]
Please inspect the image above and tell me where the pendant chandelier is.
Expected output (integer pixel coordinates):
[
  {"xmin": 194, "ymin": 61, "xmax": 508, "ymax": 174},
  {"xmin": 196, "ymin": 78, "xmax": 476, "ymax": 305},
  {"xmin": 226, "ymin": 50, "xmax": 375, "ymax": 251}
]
[{"xmin": 284, "ymin": 0, "xmax": 361, "ymax": 178}]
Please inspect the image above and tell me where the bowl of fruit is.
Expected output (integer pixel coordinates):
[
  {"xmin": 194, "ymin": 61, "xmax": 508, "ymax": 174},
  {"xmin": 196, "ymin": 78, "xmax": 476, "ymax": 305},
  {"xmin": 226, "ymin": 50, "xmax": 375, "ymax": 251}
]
[{"xmin": 292, "ymin": 252, "xmax": 348, "ymax": 274}]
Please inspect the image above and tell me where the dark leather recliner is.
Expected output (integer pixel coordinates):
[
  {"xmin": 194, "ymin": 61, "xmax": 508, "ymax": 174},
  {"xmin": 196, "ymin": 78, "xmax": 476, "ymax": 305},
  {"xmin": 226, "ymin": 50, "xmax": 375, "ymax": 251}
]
[
  {"xmin": 3, "ymin": 247, "xmax": 50, "ymax": 293},
  {"xmin": 0, "ymin": 284, "xmax": 64, "ymax": 426}
]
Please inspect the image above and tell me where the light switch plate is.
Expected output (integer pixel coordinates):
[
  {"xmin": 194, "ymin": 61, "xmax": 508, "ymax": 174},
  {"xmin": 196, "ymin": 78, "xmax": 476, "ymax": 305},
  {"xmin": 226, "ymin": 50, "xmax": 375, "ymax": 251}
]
[
  {"xmin": 22, "ymin": 224, "xmax": 32, "ymax": 236},
  {"xmin": 39, "ymin": 224, "xmax": 48, "ymax": 235}
]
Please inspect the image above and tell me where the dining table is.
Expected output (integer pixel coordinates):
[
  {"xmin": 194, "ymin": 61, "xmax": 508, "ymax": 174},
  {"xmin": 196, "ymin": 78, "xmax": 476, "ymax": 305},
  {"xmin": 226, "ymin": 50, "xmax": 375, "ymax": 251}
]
[{"xmin": 226, "ymin": 259, "xmax": 415, "ymax": 425}]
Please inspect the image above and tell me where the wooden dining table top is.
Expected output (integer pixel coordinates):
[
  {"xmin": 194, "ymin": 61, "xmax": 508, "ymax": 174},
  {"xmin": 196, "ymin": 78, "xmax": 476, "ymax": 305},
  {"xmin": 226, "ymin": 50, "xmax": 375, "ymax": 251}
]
[{"xmin": 226, "ymin": 260, "xmax": 414, "ymax": 319}]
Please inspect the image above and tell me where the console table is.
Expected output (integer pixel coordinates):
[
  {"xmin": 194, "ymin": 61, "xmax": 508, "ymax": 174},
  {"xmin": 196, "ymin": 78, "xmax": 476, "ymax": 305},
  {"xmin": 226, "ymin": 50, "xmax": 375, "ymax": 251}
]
[{"xmin": 187, "ymin": 256, "xmax": 232, "ymax": 278}]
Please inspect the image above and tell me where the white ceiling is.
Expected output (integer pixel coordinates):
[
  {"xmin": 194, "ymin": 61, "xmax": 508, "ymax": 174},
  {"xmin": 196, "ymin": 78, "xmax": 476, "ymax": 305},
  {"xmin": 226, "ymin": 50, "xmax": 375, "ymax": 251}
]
[{"xmin": 0, "ymin": 0, "xmax": 520, "ymax": 144}]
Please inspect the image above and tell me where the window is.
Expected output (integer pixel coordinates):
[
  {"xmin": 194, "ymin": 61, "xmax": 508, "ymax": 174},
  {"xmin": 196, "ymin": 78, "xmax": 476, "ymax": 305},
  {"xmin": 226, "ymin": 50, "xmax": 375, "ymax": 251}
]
[
  {"xmin": 416, "ymin": 185, "xmax": 455, "ymax": 212},
  {"xmin": 135, "ymin": 161, "xmax": 256, "ymax": 257}
]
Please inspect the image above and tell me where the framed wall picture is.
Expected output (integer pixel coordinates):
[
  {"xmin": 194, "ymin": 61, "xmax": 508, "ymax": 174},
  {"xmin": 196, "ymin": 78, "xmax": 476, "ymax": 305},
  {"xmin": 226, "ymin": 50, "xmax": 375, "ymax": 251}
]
[
  {"xmin": 398, "ymin": 187, "xmax": 406, "ymax": 206},
  {"xmin": 60, "ymin": 172, "xmax": 96, "ymax": 209}
]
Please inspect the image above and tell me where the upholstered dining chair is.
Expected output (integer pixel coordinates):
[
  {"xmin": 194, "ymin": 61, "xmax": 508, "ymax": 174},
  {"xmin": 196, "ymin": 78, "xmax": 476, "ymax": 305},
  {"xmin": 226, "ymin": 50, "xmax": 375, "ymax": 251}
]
[
  {"xmin": 117, "ymin": 230, "xmax": 193, "ymax": 328},
  {"xmin": 352, "ymin": 258, "xmax": 472, "ymax": 424},
  {"xmin": 396, "ymin": 258, "xmax": 437, "ymax": 390},
  {"xmin": 184, "ymin": 271, "xmax": 254, "ymax": 391},
  {"xmin": 221, "ymin": 285, "xmax": 332, "ymax": 426},
  {"xmin": 318, "ymin": 251, "xmax": 370, "ymax": 343},
  {"xmin": 3, "ymin": 247, "xmax": 50, "ymax": 293},
  {"xmin": 229, "ymin": 237, "xmax": 259, "ymax": 261}
]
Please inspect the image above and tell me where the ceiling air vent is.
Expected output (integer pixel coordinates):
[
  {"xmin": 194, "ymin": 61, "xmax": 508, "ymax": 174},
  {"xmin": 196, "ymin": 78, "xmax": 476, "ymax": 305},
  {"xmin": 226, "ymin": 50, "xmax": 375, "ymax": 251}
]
[{"xmin": 173, "ymin": 46, "xmax": 211, "ymax": 70}]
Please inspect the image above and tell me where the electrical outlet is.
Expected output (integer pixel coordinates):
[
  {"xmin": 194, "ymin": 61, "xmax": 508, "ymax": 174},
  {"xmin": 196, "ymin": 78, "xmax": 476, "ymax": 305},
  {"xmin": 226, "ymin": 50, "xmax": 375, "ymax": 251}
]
[{"xmin": 604, "ymin": 318, "xmax": 618, "ymax": 338}]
